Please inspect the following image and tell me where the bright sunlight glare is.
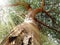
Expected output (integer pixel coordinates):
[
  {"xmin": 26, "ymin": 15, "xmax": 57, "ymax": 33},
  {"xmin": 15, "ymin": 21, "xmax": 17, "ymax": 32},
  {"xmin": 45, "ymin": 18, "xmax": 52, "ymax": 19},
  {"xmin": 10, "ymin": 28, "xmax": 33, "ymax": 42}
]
[{"xmin": 0, "ymin": 0, "xmax": 8, "ymax": 5}]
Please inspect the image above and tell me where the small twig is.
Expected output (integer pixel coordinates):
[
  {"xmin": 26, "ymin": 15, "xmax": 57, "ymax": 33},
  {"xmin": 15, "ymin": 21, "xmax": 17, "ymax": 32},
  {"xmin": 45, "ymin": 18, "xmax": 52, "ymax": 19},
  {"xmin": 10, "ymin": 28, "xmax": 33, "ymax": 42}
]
[{"xmin": 41, "ymin": 0, "xmax": 45, "ymax": 9}]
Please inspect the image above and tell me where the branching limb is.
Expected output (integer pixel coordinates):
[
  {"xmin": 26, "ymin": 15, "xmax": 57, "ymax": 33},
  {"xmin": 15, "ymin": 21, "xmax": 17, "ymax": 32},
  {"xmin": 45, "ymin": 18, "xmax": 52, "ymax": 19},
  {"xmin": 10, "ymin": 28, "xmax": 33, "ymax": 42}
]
[{"xmin": 26, "ymin": 7, "xmax": 60, "ymax": 33}]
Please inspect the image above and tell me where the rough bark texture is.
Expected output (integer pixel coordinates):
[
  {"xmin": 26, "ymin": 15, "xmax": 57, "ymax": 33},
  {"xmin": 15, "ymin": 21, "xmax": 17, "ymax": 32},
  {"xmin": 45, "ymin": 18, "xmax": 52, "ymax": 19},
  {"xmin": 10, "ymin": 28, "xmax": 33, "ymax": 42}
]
[{"xmin": 0, "ymin": 18, "xmax": 41, "ymax": 45}]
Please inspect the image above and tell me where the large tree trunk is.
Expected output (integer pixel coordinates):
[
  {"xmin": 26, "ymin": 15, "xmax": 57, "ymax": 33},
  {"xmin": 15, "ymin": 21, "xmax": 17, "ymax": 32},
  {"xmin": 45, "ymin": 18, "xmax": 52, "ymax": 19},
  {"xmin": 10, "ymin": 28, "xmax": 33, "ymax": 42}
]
[{"xmin": 0, "ymin": 18, "xmax": 41, "ymax": 45}]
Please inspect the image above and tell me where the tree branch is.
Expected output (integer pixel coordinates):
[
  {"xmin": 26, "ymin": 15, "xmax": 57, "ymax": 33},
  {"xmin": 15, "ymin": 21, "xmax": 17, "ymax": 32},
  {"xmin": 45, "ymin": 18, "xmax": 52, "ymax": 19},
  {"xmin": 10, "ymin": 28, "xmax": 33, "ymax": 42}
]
[
  {"xmin": 43, "ymin": 10, "xmax": 56, "ymax": 23},
  {"xmin": 26, "ymin": 7, "xmax": 60, "ymax": 33},
  {"xmin": 41, "ymin": 0, "xmax": 45, "ymax": 9},
  {"xmin": 0, "ymin": 2, "xmax": 31, "ymax": 10},
  {"xmin": 34, "ymin": 17, "xmax": 60, "ymax": 33}
]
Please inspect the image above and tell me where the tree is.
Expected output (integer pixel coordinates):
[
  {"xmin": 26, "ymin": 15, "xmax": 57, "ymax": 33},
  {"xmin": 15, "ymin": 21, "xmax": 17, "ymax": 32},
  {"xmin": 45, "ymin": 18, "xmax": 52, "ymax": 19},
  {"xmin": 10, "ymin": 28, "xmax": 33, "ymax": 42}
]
[{"xmin": 0, "ymin": 0, "xmax": 60, "ymax": 45}]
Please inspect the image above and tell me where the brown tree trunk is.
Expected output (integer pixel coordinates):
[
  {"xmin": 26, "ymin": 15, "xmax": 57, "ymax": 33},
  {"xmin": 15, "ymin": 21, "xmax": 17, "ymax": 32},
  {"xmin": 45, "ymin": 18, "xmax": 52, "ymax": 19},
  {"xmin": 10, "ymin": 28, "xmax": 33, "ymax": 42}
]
[{"xmin": 0, "ymin": 19, "xmax": 41, "ymax": 45}]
